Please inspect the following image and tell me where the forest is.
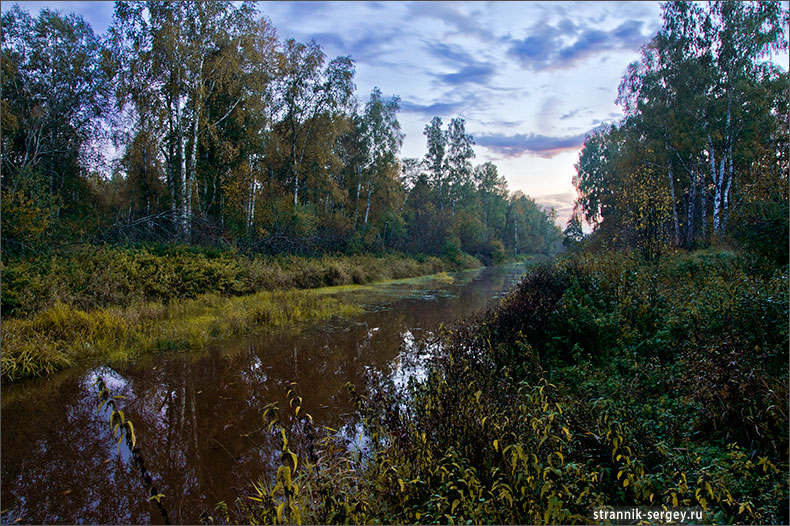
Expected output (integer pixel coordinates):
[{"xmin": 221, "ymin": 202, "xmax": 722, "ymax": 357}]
[
  {"xmin": 218, "ymin": 2, "xmax": 789, "ymax": 524},
  {"xmin": 1, "ymin": 0, "xmax": 788, "ymax": 525},
  {"xmin": 1, "ymin": 1, "xmax": 560, "ymax": 261}
]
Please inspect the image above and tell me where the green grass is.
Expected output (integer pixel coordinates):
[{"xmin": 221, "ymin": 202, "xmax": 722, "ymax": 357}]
[
  {"xmin": 1, "ymin": 245, "xmax": 483, "ymax": 383},
  {"xmin": 1, "ymin": 288, "xmax": 363, "ymax": 383},
  {"xmin": 1, "ymin": 244, "xmax": 481, "ymax": 318}
]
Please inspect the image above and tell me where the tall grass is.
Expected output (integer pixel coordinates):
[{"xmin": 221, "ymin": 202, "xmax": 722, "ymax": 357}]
[
  {"xmin": 2, "ymin": 288, "xmax": 363, "ymax": 383},
  {"xmin": 1, "ymin": 245, "xmax": 480, "ymax": 318}
]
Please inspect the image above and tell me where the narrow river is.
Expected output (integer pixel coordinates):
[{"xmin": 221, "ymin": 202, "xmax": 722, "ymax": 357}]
[{"xmin": 1, "ymin": 263, "xmax": 530, "ymax": 524}]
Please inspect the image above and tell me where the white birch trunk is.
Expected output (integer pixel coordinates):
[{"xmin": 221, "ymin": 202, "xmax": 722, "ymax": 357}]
[
  {"xmin": 721, "ymin": 145, "xmax": 734, "ymax": 233},
  {"xmin": 708, "ymin": 133, "xmax": 720, "ymax": 237},
  {"xmin": 667, "ymin": 164, "xmax": 679, "ymax": 246},
  {"xmin": 364, "ymin": 174, "xmax": 373, "ymax": 226}
]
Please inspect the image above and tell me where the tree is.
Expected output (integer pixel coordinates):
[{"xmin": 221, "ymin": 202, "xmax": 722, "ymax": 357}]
[
  {"xmin": 274, "ymin": 38, "xmax": 355, "ymax": 208},
  {"xmin": 112, "ymin": 1, "xmax": 257, "ymax": 240},
  {"xmin": 358, "ymin": 87, "xmax": 404, "ymax": 227},
  {"xmin": 579, "ymin": 0, "xmax": 788, "ymax": 253},
  {"xmin": 423, "ymin": 116, "xmax": 446, "ymax": 209},
  {"xmin": 445, "ymin": 117, "xmax": 475, "ymax": 214},
  {"xmin": 563, "ymin": 211, "xmax": 585, "ymax": 251},
  {"xmin": 473, "ymin": 161, "xmax": 508, "ymax": 238},
  {"xmin": 1, "ymin": 6, "xmax": 111, "ymax": 250}
]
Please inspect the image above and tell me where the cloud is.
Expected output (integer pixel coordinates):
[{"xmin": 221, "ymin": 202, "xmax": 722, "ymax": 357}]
[
  {"xmin": 309, "ymin": 32, "xmax": 346, "ymax": 51},
  {"xmin": 508, "ymin": 17, "xmax": 650, "ymax": 70},
  {"xmin": 535, "ymin": 191, "xmax": 578, "ymax": 211},
  {"xmin": 346, "ymin": 27, "xmax": 409, "ymax": 61},
  {"xmin": 400, "ymin": 99, "xmax": 470, "ymax": 118},
  {"xmin": 406, "ymin": 2, "xmax": 496, "ymax": 41},
  {"xmin": 536, "ymin": 192, "xmax": 578, "ymax": 226},
  {"xmin": 424, "ymin": 42, "xmax": 498, "ymax": 86},
  {"xmin": 475, "ymin": 132, "xmax": 587, "ymax": 158},
  {"xmin": 437, "ymin": 64, "xmax": 496, "ymax": 86},
  {"xmin": 426, "ymin": 42, "xmax": 476, "ymax": 65}
]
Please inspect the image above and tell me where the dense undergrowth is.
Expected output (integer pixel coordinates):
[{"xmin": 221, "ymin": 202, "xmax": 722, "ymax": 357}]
[
  {"xmin": 1, "ymin": 244, "xmax": 480, "ymax": 318},
  {"xmin": 226, "ymin": 249, "xmax": 788, "ymax": 524},
  {"xmin": 1, "ymin": 244, "xmax": 481, "ymax": 383}
]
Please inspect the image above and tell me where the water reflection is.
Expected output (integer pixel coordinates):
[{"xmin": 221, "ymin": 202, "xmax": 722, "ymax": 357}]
[{"xmin": 1, "ymin": 264, "xmax": 529, "ymax": 524}]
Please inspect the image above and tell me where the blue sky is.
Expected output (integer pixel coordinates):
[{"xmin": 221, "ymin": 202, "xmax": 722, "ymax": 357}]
[{"xmin": 7, "ymin": 1, "xmax": 789, "ymax": 225}]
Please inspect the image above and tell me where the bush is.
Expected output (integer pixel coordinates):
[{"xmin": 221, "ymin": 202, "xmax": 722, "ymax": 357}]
[{"xmin": 235, "ymin": 248, "xmax": 788, "ymax": 525}]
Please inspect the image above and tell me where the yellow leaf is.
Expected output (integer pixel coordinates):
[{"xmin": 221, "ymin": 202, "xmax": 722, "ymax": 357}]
[{"xmin": 127, "ymin": 421, "xmax": 136, "ymax": 449}]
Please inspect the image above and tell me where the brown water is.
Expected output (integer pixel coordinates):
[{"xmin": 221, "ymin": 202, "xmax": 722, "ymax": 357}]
[{"xmin": 1, "ymin": 263, "xmax": 530, "ymax": 524}]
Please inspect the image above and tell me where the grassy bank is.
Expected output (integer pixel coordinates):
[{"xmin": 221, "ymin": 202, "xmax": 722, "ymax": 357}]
[
  {"xmin": 1, "ymin": 246, "xmax": 482, "ymax": 383},
  {"xmin": 230, "ymin": 249, "xmax": 788, "ymax": 524},
  {"xmin": 1, "ymin": 288, "xmax": 365, "ymax": 383},
  {"xmin": 1, "ymin": 244, "xmax": 481, "ymax": 318}
]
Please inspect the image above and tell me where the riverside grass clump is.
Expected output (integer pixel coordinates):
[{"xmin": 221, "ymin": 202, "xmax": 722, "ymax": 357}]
[
  {"xmin": 0, "ymin": 244, "xmax": 479, "ymax": 318},
  {"xmin": 225, "ymin": 249, "xmax": 787, "ymax": 525},
  {"xmin": 1, "ymin": 289, "xmax": 363, "ymax": 383}
]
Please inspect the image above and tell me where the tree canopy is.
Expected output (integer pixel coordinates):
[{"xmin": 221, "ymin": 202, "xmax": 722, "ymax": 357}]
[
  {"xmin": 572, "ymin": 0, "xmax": 788, "ymax": 261},
  {"xmin": 1, "ymin": 1, "xmax": 561, "ymax": 260}
]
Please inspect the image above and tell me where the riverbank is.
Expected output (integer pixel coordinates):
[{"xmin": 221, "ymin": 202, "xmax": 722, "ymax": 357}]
[
  {"xmin": 1, "ymin": 244, "xmax": 482, "ymax": 318},
  {"xmin": 1, "ymin": 288, "xmax": 365, "ymax": 383},
  {"xmin": 1, "ymin": 245, "xmax": 484, "ymax": 383},
  {"xmin": 236, "ymin": 249, "xmax": 788, "ymax": 524}
]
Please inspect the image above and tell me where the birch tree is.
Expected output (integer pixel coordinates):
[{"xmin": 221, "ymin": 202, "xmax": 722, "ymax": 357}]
[
  {"xmin": 275, "ymin": 39, "xmax": 354, "ymax": 208},
  {"xmin": 112, "ymin": 1, "xmax": 253, "ymax": 240},
  {"xmin": 445, "ymin": 117, "xmax": 475, "ymax": 215},
  {"xmin": 423, "ymin": 116, "xmax": 447, "ymax": 209},
  {"xmin": 359, "ymin": 87, "xmax": 403, "ymax": 227}
]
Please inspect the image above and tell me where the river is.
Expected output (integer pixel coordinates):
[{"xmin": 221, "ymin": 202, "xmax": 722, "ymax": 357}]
[{"xmin": 1, "ymin": 263, "xmax": 530, "ymax": 524}]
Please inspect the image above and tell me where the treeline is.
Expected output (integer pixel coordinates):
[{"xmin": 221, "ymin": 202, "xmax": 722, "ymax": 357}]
[
  {"xmin": 568, "ymin": 1, "xmax": 788, "ymax": 263},
  {"xmin": 1, "ymin": 2, "xmax": 561, "ymax": 262}
]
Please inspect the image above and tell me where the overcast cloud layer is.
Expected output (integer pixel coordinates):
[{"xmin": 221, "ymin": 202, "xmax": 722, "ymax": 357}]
[{"xmin": 8, "ymin": 1, "xmax": 789, "ymax": 225}]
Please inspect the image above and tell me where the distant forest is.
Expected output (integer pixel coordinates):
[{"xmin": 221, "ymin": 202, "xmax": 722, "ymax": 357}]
[{"xmin": 1, "ymin": 2, "xmax": 562, "ymax": 261}]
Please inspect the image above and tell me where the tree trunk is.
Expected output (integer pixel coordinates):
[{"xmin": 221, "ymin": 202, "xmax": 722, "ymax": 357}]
[
  {"xmin": 353, "ymin": 167, "xmax": 362, "ymax": 229},
  {"xmin": 721, "ymin": 145, "xmax": 734, "ymax": 233},
  {"xmin": 667, "ymin": 164, "xmax": 679, "ymax": 246},
  {"xmin": 187, "ymin": 104, "xmax": 199, "ymax": 235},
  {"xmin": 700, "ymin": 171, "xmax": 707, "ymax": 242},
  {"xmin": 247, "ymin": 156, "xmax": 256, "ymax": 231},
  {"xmin": 713, "ymin": 155, "xmax": 726, "ymax": 236},
  {"xmin": 514, "ymin": 216, "xmax": 518, "ymax": 257},
  {"xmin": 290, "ymin": 118, "xmax": 299, "ymax": 207},
  {"xmin": 166, "ymin": 98, "xmax": 178, "ymax": 231},
  {"xmin": 175, "ymin": 85, "xmax": 190, "ymax": 241},
  {"xmin": 708, "ymin": 133, "xmax": 719, "ymax": 237},
  {"xmin": 687, "ymin": 167, "xmax": 696, "ymax": 245},
  {"xmin": 364, "ymin": 174, "xmax": 373, "ymax": 226}
]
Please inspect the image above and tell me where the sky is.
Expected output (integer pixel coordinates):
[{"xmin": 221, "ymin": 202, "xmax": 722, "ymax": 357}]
[{"xmin": 6, "ymin": 1, "xmax": 789, "ymax": 226}]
